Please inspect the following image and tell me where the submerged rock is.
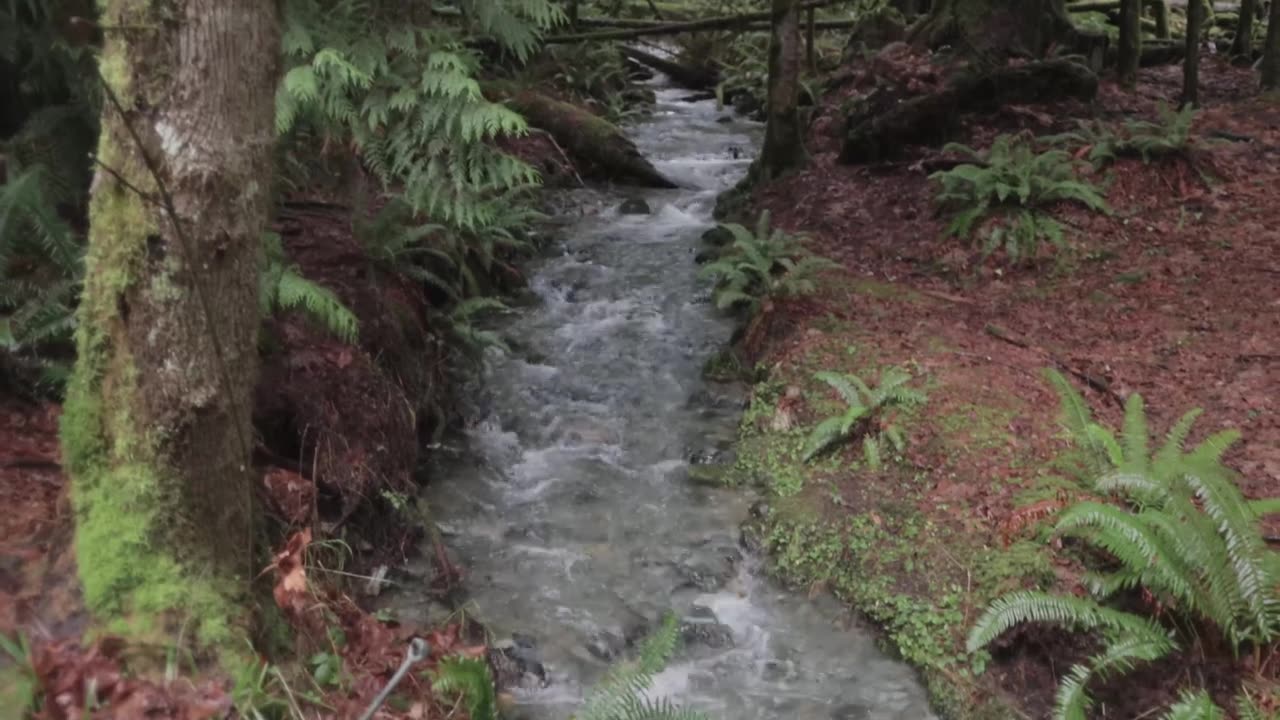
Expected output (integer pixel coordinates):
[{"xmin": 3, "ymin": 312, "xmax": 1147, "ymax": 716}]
[
  {"xmin": 680, "ymin": 606, "xmax": 735, "ymax": 649},
  {"xmin": 618, "ymin": 197, "xmax": 651, "ymax": 215},
  {"xmin": 489, "ymin": 633, "xmax": 548, "ymax": 690},
  {"xmin": 585, "ymin": 629, "xmax": 625, "ymax": 662}
]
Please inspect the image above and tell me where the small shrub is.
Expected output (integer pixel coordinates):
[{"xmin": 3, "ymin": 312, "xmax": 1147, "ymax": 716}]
[
  {"xmin": 931, "ymin": 134, "xmax": 1108, "ymax": 262},
  {"xmin": 1050, "ymin": 104, "xmax": 1198, "ymax": 169},
  {"xmin": 802, "ymin": 366, "xmax": 926, "ymax": 467},
  {"xmin": 699, "ymin": 211, "xmax": 835, "ymax": 313}
]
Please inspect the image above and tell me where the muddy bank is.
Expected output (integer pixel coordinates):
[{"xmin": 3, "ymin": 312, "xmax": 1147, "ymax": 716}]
[{"xmin": 713, "ymin": 53, "xmax": 1279, "ymax": 718}]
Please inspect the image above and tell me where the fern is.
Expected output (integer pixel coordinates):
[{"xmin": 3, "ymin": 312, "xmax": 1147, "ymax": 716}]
[
  {"xmin": 278, "ymin": 0, "xmax": 555, "ymax": 230},
  {"xmin": 1159, "ymin": 690, "xmax": 1227, "ymax": 720},
  {"xmin": 932, "ymin": 134, "xmax": 1108, "ymax": 262},
  {"xmin": 1050, "ymin": 104, "xmax": 1199, "ymax": 169},
  {"xmin": 446, "ymin": 296, "xmax": 510, "ymax": 361},
  {"xmin": 699, "ymin": 211, "xmax": 835, "ymax": 314},
  {"xmin": 802, "ymin": 367, "xmax": 926, "ymax": 464},
  {"xmin": 576, "ymin": 614, "xmax": 709, "ymax": 720},
  {"xmin": 433, "ymin": 656, "xmax": 497, "ymax": 720},
  {"xmin": 260, "ymin": 232, "xmax": 359, "ymax": 343}
]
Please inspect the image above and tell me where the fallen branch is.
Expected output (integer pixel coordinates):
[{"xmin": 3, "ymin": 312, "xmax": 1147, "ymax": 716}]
[
  {"xmin": 841, "ymin": 59, "xmax": 1098, "ymax": 163},
  {"xmin": 983, "ymin": 323, "xmax": 1123, "ymax": 407},
  {"xmin": 621, "ymin": 46, "xmax": 719, "ymax": 89},
  {"xmin": 544, "ymin": 0, "xmax": 850, "ymax": 43}
]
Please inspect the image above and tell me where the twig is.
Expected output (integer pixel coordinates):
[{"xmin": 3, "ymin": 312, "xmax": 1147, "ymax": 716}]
[
  {"xmin": 983, "ymin": 323, "xmax": 1124, "ymax": 406},
  {"xmin": 530, "ymin": 128, "xmax": 585, "ymax": 187}
]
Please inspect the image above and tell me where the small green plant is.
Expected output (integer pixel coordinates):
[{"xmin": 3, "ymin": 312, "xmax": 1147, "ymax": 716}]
[
  {"xmin": 259, "ymin": 232, "xmax": 360, "ymax": 343},
  {"xmin": 931, "ymin": 134, "xmax": 1109, "ymax": 262},
  {"xmin": 444, "ymin": 296, "xmax": 510, "ymax": 361},
  {"xmin": 1051, "ymin": 104, "xmax": 1198, "ymax": 168},
  {"xmin": 576, "ymin": 613, "xmax": 708, "ymax": 720},
  {"xmin": 968, "ymin": 370, "xmax": 1280, "ymax": 720},
  {"xmin": 308, "ymin": 650, "xmax": 342, "ymax": 688},
  {"xmin": 698, "ymin": 211, "xmax": 835, "ymax": 313},
  {"xmin": 0, "ymin": 633, "xmax": 38, "ymax": 715},
  {"xmin": 802, "ymin": 367, "xmax": 926, "ymax": 467},
  {"xmin": 433, "ymin": 656, "xmax": 497, "ymax": 720}
]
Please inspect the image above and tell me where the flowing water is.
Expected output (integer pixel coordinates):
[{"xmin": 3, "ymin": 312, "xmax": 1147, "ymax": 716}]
[{"xmin": 393, "ymin": 80, "xmax": 936, "ymax": 719}]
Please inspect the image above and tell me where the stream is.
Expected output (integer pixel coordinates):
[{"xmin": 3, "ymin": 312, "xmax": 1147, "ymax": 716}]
[{"xmin": 389, "ymin": 79, "xmax": 937, "ymax": 720}]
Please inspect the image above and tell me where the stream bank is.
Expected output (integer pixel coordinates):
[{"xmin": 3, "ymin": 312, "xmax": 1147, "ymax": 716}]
[
  {"xmin": 383, "ymin": 79, "xmax": 937, "ymax": 719},
  {"xmin": 709, "ymin": 54, "xmax": 1280, "ymax": 719}
]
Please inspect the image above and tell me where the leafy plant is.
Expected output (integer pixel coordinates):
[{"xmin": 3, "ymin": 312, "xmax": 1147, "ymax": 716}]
[
  {"xmin": 277, "ymin": 0, "xmax": 561, "ymax": 229},
  {"xmin": 576, "ymin": 613, "xmax": 708, "ymax": 720},
  {"xmin": 260, "ymin": 232, "xmax": 360, "ymax": 343},
  {"xmin": 698, "ymin": 211, "xmax": 835, "ymax": 313},
  {"xmin": 931, "ymin": 134, "xmax": 1109, "ymax": 262},
  {"xmin": 1050, "ymin": 104, "xmax": 1198, "ymax": 168},
  {"xmin": 802, "ymin": 367, "xmax": 926, "ymax": 467},
  {"xmin": 433, "ymin": 656, "xmax": 497, "ymax": 720},
  {"xmin": 968, "ymin": 370, "xmax": 1280, "ymax": 720},
  {"xmin": 444, "ymin": 297, "xmax": 510, "ymax": 362},
  {"xmin": 0, "ymin": 632, "xmax": 38, "ymax": 715}
]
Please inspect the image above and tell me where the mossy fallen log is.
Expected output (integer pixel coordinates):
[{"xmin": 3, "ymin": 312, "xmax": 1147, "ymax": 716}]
[
  {"xmin": 839, "ymin": 59, "xmax": 1098, "ymax": 164},
  {"xmin": 494, "ymin": 87, "xmax": 678, "ymax": 188},
  {"xmin": 619, "ymin": 46, "xmax": 719, "ymax": 90}
]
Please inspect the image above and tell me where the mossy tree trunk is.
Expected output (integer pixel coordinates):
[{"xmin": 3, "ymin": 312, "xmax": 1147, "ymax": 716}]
[
  {"xmin": 908, "ymin": 0, "xmax": 1083, "ymax": 57},
  {"xmin": 1232, "ymin": 0, "xmax": 1257, "ymax": 57},
  {"xmin": 1182, "ymin": 0, "xmax": 1204, "ymax": 105},
  {"xmin": 1150, "ymin": 0, "xmax": 1170, "ymax": 39},
  {"xmin": 1262, "ymin": 0, "xmax": 1280, "ymax": 88},
  {"xmin": 61, "ymin": 0, "xmax": 280, "ymax": 649},
  {"xmin": 756, "ymin": 0, "xmax": 807, "ymax": 181},
  {"xmin": 1118, "ymin": 0, "xmax": 1141, "ymax": 87}
]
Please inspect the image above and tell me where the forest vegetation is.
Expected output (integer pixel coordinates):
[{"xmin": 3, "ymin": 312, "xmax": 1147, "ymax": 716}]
[{"xmin": 1, "ymin": 0, "xmax": 1278, "ymax": 717}]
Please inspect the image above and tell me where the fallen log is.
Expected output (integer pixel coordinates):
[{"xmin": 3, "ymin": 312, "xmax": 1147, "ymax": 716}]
[
  {"xmin": 840, "ymin": 59, "xmax": 1098, "ymax": 164},
  {"xmin": 543, "ymin": 0, "xmax": 850, "ymax": 43},
  {"xmin": 620, "ymin": 46, "xmax": 719, "ymax": 89},
  {"xmin": 574, "ymin": 15, "xmax": 862, "ymax": 32},
  {"xmin": 490, "ymin": 86, "xmax": 678, "ymax": 188}
]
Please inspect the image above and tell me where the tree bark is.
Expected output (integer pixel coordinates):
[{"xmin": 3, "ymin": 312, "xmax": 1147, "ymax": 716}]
[
  {"xmin": 1182, "ymin": 0, "xmax": 1204, "ymax": 105},
  {"xmin": 1263, "ymin": 0, "xmax": 1280, "ymax": 88},
  {"xmin": 1118, "ymin": 0, "xmax": 1141, "ymax": 87},
  {"xmin": 757, "ymin": 0, "xmax": 808, "ymax": 180},
  {"xmin": 1150, "ymin": 0, "xmax": 1169, "ymax": 39},
  {"xmin": 1230, "ymin": 0, "xmax": 1255, "ymax": 56},
  {"xmin": 62, "ymin": 0, "xmax": 279, "ymax": 647},
  {"xmin": 910, "ymin": 0, "xmax": 1086, "ymax": 58}
]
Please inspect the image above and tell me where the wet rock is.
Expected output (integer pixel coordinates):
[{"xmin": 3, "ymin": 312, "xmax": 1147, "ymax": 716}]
[
  {"xmin": 739, "ymin": 522, "xmax": 764, "ymax": 554},
  {"xmin": 830, "ymin": 703, "xmax": 872, "ymax": 720},
  {"xmin": 694, "ymin": 247, "xmax": 720, "ymax": 264},
  {"xmin": 585, "ymin": 630, "xmax": 625, "ymax": 662},
  {"xmin": 618, "ymin": 197, "xmax": 651, "ymax": 215},
  {"xmin": 674, "ymin": 561, "xmax": 730, "ymax": 592},
  {"xmin": 715, "ymin": 115, "xmax": 733, "ymax": 124},
  {"xmin": 686, "ymin": 463, "xmax": 731, "ymax": 488},
  {"xmin": 749, "ymin": 500, "xmax": 771, "ymax": 519},
  {"xmin": 680, "ymin": 607, "xmax": 735, "ymax": 649},
  {"xmin": 700, "ymin": 226, "xmax": 734, "ymax": 247},
  {"xmin": 489, "ymin": 634, "xmax": 548, "ymax": 690}
]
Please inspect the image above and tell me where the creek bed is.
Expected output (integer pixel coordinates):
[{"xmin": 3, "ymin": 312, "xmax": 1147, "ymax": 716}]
[{"xmin": 390, "ymin": 80, "xmax": 937, "ymax": 720}]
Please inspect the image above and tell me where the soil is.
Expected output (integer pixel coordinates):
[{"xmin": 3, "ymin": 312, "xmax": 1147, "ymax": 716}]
[{"xmin": 739, "ymin": 50, "xmax": 1280, "ymax": 718}]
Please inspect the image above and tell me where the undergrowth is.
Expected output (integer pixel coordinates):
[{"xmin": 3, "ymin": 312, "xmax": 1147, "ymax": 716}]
[{"xmin": 699, "ymin": 210, "xmax": 835, "ymax": 313}]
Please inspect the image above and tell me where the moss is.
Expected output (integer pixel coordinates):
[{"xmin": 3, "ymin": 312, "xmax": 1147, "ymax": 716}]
[{"xmin": 60, "ymin": 72, "xmax": 244, "ymax": 658}]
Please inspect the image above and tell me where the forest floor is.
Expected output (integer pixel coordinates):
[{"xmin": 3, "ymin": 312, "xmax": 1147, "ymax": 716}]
[{"xmin": 727, "ymin": 54, "xmax": 1280, "ymax": 718}]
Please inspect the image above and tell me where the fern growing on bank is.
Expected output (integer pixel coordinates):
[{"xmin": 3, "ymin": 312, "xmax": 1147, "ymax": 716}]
[
  {"xmin": 698, "ymin": 211, "xmax": 835, "ymax": 313},
  {"xmin": 260, "ymin": 232, "xmax": 360, "ymax": 343},
  {"xmin": 576, "ymin": 614, "xmax": 709, "ymax": 720},
  {"xmin": 433, "ymin": 656, "xmax": 497, "ymax": 720},
  {"xmin": 1048, "ymin": 104, "xmax": 1198, "ymax": 169},
  {"xmin": 931, "ymin": 134, "xmax": 1108, "ymax": 262},
  {"xmin": 277, "ymin": 0, "xmax": 561, "ymax": 229},
  {"xmin": 969, "ymin": 371, "xmax": 1280, "ymax": 720},
  {"xmin": 802, "ymin": 367, "xmax": 926, "ymax": 467}
]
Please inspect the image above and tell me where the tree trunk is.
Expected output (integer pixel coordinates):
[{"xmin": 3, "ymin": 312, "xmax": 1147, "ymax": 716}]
[
  {"xmin": 1118, "ymin": 0, "xmax": 1141, "ymax": 87},
  {"xmin": 1263, "ymin": 0, "xmax": 1280, "ymax": 88},
  {"xmin": 62, "ymin": 0, "xmax": 279, "ymax": 648},
  {"xmin": 1231, "ymin": 0, "xmax": 1256, "ymax": 57},
  {"xmin": 1150, "ymin": 0, "xmax": 1169, "ymax": 39},
  {"xmin": 909, "ymin": 0, "xmax": 1085, "ymax": 58},
  {"xmin": 757, "ymin": 0, "xmax": 807, "ymax": 180},
  {"xmin": 1182, "ymin": 0, "xmax": 1204, "ymax": 105}
]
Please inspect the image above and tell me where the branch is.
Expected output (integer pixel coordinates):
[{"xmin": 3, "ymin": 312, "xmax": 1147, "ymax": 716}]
[{"xmin": 543, "ymin": 0, "xmax": 851, "ymax": 43}]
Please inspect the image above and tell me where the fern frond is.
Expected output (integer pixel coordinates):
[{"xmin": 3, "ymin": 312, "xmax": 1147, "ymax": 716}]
[
  {"xmin": 433, "ymin": 657, "xmax": 497, "ymax": 720},
  {"xmin": 1120, "ymin": 393, "xmax": 1150, "ymax": 474},
  {"xmin": 966, "ymin": 590, "xmax": 1170, "ymax": 652},
  {"xmin": 274, "ymin": 270, "xmax": 360, "ymax": 343},
  {"xmin": 1044, "ymin": 369, "xmax": 1108, "ymax": 476},
  {"xmin": 1159, "ymin": 690, "xmax": 1226, "ymax": 720}
]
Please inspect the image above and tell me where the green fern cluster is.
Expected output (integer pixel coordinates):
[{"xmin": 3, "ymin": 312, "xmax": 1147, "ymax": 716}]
[
  {"xmin": 967, "ymin": 369, "xmax": 1280, "ymax": 720},
  {"xmin": 277, "ymin": 0, "xmax": 562, "ymax": 229},
  {"xmin": 931, "ymin": 135, "xmax": 1109, "ymax": 262},
  {"xmin": 260, "ymin": 232, "xmax": 360, "ymax": 343},
  {"xmin": 698, "ymin": 211, "xmax": 835, "ymax": 314},
  {"xmin": 433, "ymin": 656, "xmax": 497, "ymax": 720},
  {"xmin": 801, "ymin": 367, "xmax": 926, "ymax": 467},
  {"xmin": 1049, "ymin": 104, "xmax": 1198, "ymax": 169},
  {"xmin": 575, "ymin": 614, "xmax": 708, "ymax": 720}
]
